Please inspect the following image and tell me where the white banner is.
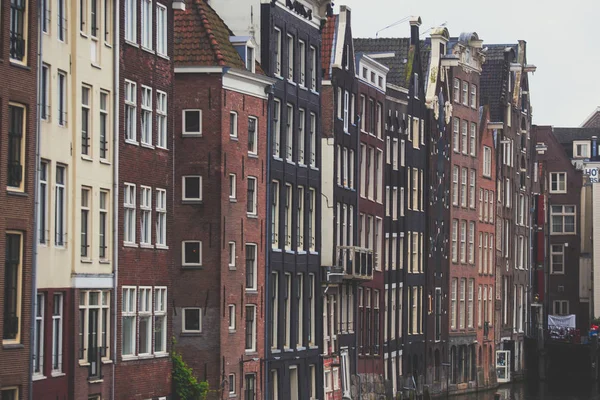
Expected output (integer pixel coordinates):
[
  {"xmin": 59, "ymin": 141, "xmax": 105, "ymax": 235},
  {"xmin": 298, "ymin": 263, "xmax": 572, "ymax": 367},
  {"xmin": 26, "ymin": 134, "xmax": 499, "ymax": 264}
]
[{"xmin": 548, "ymin": 314, "xmax": 576, "ymax": 328}]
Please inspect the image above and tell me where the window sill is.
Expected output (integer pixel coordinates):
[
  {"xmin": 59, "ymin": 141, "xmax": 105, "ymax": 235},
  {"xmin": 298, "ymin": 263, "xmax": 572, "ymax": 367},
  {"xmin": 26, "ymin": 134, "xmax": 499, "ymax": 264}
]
[
  {"xmin": 246, "ymin": 289, "xmax": 258, "ymax": 295},
  {"xmin": 298, "ymin": 163, "xmax": 307, "ymax": 168},
  {"xmin": 154, "ymin": 352, "xmax": 169, "ymax": 358},
  {"xmin": 228, "ymin": 265, "xmax": 236, "ymax": 271},
  {"xmin": 121, "ymin": 355, "xmax": 139, "ymax": 361},
  {"xmin": 272, "ymin": 156, "xmax": 283, "ymax": 161},
  {"xmin": 99, "ymin": 159, "xmax": 111, "ymax": 165},
  {"xmin": 155, "ymin": 244, "xmax": 169, "ymax": 250},
  {"xmin": 80, "ymin": 258, "xmax": 93, "ymax": 264},
  {"xmin": 229, "ymin": 198, "xmax": 237, "ymax": 203},
  {"xmin": 297, "ymin": 250, "xmax": 307, "ymax": 255},
  {"xmin": 125, "ymin": 40, "xmax": 139, "ymax": 48},
  {"xmin": 272, "ymin": 248, "xmax": 282, "ymax": 252},
  {"xmin": 104, "ymin": 42, "xmax": 112, "ymax": 48},
  {"xmin": 247, "ymin": 214, "xmax": 258, "ymax": 219},
  {"xmin": 182, "ymin": 133, "xmax": 202, "ymax": 138},
  {"xmin": 6, "ymin": 190, "xmax": 27, "ymax": 197},
  {"xmin": 157, "ymin": 53, "xmax": 170, "ymax": 61},
  {"xmin": 271, "ymin": 349, "xmax": 281, "ymax": 353},
  {"xmin": 310, "ymin": 165, "xmax": 319, "ymax": 171},
  {"xmin": 182, "ymin": 199, "xmax": 203, "ymax": 205},
  {"xmin": 285, "ymin": 159, "xmax": 295, "ymax": 166},
  {"xmin": 180, "ymin": 332, "xmax": 203, "ymax": 337},
  {"xmin": 299, "ymin": 84, "xmax": 308, "ymax": 91},
  {"xmin": 32, "ymin": 374, "xmax": 46, "ymax": 381},
  {"xmin": 284, "ymin": 348, "xmax": 294, "ymax": 353},
  {"xmin": 125, "ymin": 139, "xmax": 139, "ymax": 146},
  {"xmin": 296, "ymin": 346, "xmax": 306, "ymax": 351},
  {"xmin": 123, "ymin": 242, "xmax": 139, "ymax": 248},
  {"xmin": 80, "ymin": 31, "xmax": 89, "ymax": 39},
  {"xmin": 91, "ymin": 63, "xmax": 101, "ymax": 70},
  {"xmin": 230, "ymin": 136, "xmax": 239, "ymax": 141},
  {"xmin": 140, "ymin": 243, "xmax": 154, "ymax": 249},
  {"xmin": 88, "ymin": 379, "xmax": 104, "ymax": 384},
  {"xmin": 309, "ymin": 250, "xmax": 318, "ymax": 255},
  {"xmin": 310, "ymin": 89, "xmax": 319, "ymax": 95},
  {"xmin": 141, "ymin": 142, "xmax": 155, "ymax": 150},
  {"xmin": 81, "ymin": 155, "xmax": 93, "ymax": 162},
  {"xmin": 141, "ymin": 46, "xmax": 155, "ymax": 55},
  {"xmin": 245, "ymin": 350, "xmax": 258, "ymax": 355},
  {"xmin": 78, "ymin": 360, "xmax": 91, "ymax": 367},
  {"xmin": 287, "ymin": 80, "xmax": 296, "ymax": 86},
  {"xmin": 51, "ymin": 371, "xmax": 66, "ymax": 377},
  {"xmin": 156, "ymin": 145, "xmax": 169, "ymax": 151},
  {"xmin": 229, "ymin": 329, "xmax": 236, "ymax": 334},
  {"xmin": 138, "ymin": 354, "xmax": 155, "ymax": 360},
  {"xmin": 248, "ymin": 153, "xmax": 258, "ymax": 159},
  {"xmin": 182, "ymin": 265, "xmax": 203, "ymax": 270}
]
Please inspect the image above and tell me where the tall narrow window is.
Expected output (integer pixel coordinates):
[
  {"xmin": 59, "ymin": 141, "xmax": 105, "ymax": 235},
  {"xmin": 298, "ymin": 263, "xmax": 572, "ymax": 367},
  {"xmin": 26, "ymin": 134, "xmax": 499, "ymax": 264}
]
[
  {"xmin": 452, "ymin": 166, "xmax": 459, "ymax": 206},
  {"xmin": 309, "ymin": 189, "xmax": 316, "ymax": 251},
  {"xmin": 4, "ymin": 233, "xmax": 23, "ymax": 343},
  {"xmin": 99, "ymin": 91, "xmax": 109, "ymax": 159},
  {"xmin": 284, "ymin": 273, "xmax": 291, "ymax": 348},
  {"xmin": 247, "ymin": 177, "xmax": 257, "ymax": 216},
  {"xmin": 55, "ymin": 166, "xmax": 66, "ymax": 246},
  {"xmin": 141, "ymin": 0, "xmax": 152, "ymax": 48},
  {"xmin": 469, "ymin": 170, "xmax": 476, "ymax": 208},
  {"xmin": 470, "ymin": 122, "xmax": 477, "ymax": 156},
  {"xmin": 154, "ymin": 288, "xmax": 167, "ymax": 353},
  {"xmin": 125, "ymin": 80, "xmax": 137, "ymax": 142},
  {"xmin": 271, "ymin": 272, "xmax": 279, "ymax": 349},
  {"xmin": 10, "ymin": 0, "xmax": 28, "ymax": 63},
  {"xmin": 156, "ymin": 91, "xmax": 168, "ymax": 149},
  {"xmin": 141, "ymin": 86, "xmax": 152, "ymax": 145},
  {"xmin": 468, "ymin": 221, "xmax": 475, "ymax": 264},
  {"xmin": 298, "ymin": 109, "xmax": 305, "ymax": 164},
  {"xmin": 461, "ymin": 168, "xmax": 467, "ymax": 208},
  {"xmin": 452, "ymin": 219, "xmax": 458, "ymax": 263},
  {"xmin": 230, "ymin": 111, "xmax": 238, "ymax": 138},
  {"xmin": 297, "ymin": 186, "xmax": 304, "ymax": 251},
  {"xmin": 52, "ymin": 293, "xmax": 63, "ymax": 371},
  {"xmin": 287, "ymin": 34, "xmax": 294, "ymax": 81},
  {"xmin": 460, "ymin": 220, "xmax": 466, "ymax": 263},
  {"xmin": 286, "ymin": 104, "xmax": 294, "ymax": 161},
  {"xmin": 308, "ymin": 274, "xmax": 315, "ymax": 346},
  {"xmin": 8, "ymin": 104, "xmax": 25, "ymax": 190},
  {"xmin": 33, "ymin": 293, "xmax": 44, "ymax": 375},
  {"xmin": 310, "ymin": 113, "xmax": 317, "ymax": 167},
  {"xmin": 81, "ymin": 188, "xmax": 91, "ymax": 258},
  {"xmin": 246, "ymin": 244, "xmax": 257, "ymax": 290},
  {"xmin": 245, "ymin": 374, "xmax": 256, "ymax": 400},
  {"xmin": 140, "ymin": 186, "xmax": 152, "ymax": 245},
  {"xmin": 57, "ymin": 71, "xmax": 67, "ymax": 126},
  {"xmin": 99, "ymin": 190, "xmax": 108, "ymax": 259},
  {"xmin": 42, "ymin": 0, "xmax": 49, "ymax": 33},
  {"xmin": 41, "ymin": 64, "xmax": 49, "ymax": 120},
  {"xmin": 271, "ymin": 181, "xmax": 280, "ymax": 248},
  {"xmin": 248, "ymin": 117, "xmax": 258, "ymax": 155},
  {"xmin": 124, "ymin": 183, "xmax": 136, "ymax": 243},
  {"xmin": 90, "ymin": 0, "xmax": 99, "ymax": 37},
  {"xmin": 245, "ymin": 306, "xmax": 256, "ymax": 352},
  {"xmin": 156, "ymin": 189, "xmax": 167, "ymax": 247},
  {"xmin": 58, "ymin": 0, "xmax": 66, "ymax": 42},
  {"xmin": 122, "ymin": 287, "xmax": 137, "ymax": 355},
  {"xmin": 459, "ymin": 279, "xmax": 466, "ymax": 329},
  {"xmin": 468, "ymin": 279, "xmax": 474, "ymax": 328},
  {"xmin": 80, "ymin": 0, "xmax": 87, "ymax": 33},
  {"xmin": 273, "ymin": 99, "xmax": 281, "ymax": 157},
  {"xmin": 299, "ymin": 40, "xmax": 306, "ymax": 86},
  {"xmin": 81, "ymin": 86, "xmax": 91, "ymax": 155},
  {"xmin": 453, "ymin": 118, "xmax": 460, "ymax": 152},
  {"xmin": 274, "ymin": 28, "xmax": 282, "ymax": 76},
  {"xmin": 310, "ymin": 46, "xmax": 317, "ymax": 90},
  {"xmin": 284, "ymin": 184, "xmax": 292, "ymax": 250},
  {"xmin": 297, "ymin": 273, "xmax": 304, "ymax": 347},
  {"xmin": 138, "ymin": 287, "xmax": 152, "ymax": 355},
  {"xmin": 39, "ymin": 161, "xmax": 49, "ymax": 244},
  {"xmin": 156, "ymin": 4, "xmax": 167, "ymax": 55}
]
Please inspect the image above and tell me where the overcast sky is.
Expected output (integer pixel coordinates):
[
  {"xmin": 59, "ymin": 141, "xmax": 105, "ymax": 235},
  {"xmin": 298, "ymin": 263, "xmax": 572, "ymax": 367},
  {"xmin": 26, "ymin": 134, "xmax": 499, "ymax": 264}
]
[{"xmin": 338, "ymin": 0, "xmax": 599, "ymax": 127}]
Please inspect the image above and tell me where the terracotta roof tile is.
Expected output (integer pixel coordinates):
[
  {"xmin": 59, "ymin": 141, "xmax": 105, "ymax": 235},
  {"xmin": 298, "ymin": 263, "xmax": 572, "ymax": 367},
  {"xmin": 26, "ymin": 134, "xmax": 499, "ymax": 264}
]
[{"xmin": 321, "ymin": 15, "xmax": 336, "ymax": 80}]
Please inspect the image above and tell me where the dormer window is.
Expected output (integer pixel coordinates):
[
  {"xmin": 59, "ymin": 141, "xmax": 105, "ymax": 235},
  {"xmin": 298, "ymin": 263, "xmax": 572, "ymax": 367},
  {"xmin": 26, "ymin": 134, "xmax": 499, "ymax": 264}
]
[
  {"xmin": 574, "ymin": 141, "xmax": 590, "ymax": 159},
  {"xmin": 246, "ymin": 46, "xmax": 255, "ymax": 73}
]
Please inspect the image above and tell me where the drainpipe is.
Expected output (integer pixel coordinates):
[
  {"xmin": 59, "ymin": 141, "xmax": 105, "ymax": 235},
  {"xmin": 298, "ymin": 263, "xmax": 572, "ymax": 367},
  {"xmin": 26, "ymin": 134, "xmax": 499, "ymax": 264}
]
[
  {"xmin": 111, "ymin": 1, "xmax": 121, "ymax": 398},
  {"xmin": 29, "ymin": 0, "xmax": 44, "ymax": 398},
  {"xmin": 264, "ymin": 80, "xmax": 274, "ymax": 400}
]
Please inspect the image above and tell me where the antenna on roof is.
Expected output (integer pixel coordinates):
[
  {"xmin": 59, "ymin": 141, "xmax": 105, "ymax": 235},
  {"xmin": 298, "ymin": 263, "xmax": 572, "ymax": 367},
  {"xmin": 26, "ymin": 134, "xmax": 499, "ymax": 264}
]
[
  {"xmin": 420, "ymin": 22, "xmax": 447, "ymax": 37},
  {"xmin": 375, "ymin": 16, "xmax": 410, "ymax": 38}
]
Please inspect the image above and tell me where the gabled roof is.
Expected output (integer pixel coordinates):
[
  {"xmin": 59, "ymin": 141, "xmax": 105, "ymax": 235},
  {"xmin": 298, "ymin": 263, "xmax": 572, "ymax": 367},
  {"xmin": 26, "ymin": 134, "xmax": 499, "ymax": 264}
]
[
  {"xmin": 353, "ymin": 37, "xmax": 411, "ymax": 88},
  {"xmin": 552, "ymin": 127, "xmax": 600, "ymax": 144},
  {"xmin": 174, "ymin": 0, "xmax": 246, "ymax": 69},
  {"xmin": 580, "ymin": 107, "xmax": 600, "ymax": 128},
  {"xmin": 321, "ymin": 14, "xmax": 337, "ymax": 80},
  {"xmin": 480, "ymin": 44, "xmax": 515, "ymax": 122}
]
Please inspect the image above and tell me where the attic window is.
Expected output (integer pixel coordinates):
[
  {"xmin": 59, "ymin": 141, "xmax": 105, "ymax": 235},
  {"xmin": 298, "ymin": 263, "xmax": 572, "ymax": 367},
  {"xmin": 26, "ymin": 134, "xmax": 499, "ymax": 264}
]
[{"xmin": 246, "ymin": 46, "xmax": 255, "ymax": 73}]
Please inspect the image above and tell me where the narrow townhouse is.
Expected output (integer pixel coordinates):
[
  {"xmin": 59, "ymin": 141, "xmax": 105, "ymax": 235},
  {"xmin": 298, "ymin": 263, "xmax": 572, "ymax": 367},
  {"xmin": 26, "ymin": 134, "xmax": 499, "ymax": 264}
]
[
  {"xmin": 355, "ymin": 49, "xmax": 387, "ymax": 386},
  {"xmin": 421, "ymin": 27, "xmax": 452, "ymax": 392},
  {"xmin": 210, "ymin": 0, "xmax": 328, "ymax": 397},
  {"xmin": 172, "ymin": 1, "xmax": 274, "ymax": 398},
  {"xmin": 0, "ymin": 1, "xmax": 38, "ymax": 399},
  {"xmin": 34, "ymin": 0, "xmax": 115, "ymax": 398},
  {"xmin": 355, "ymin": 15, "xmax": 428, "ymax": 395},
  {"xmin": 481, "ymin": 41, "xmax": 536, "ymax": 382},
  {"xmin": 445, "ymin": 33, "xmax": 485, "ymax": 390},
  {"xmin": 115, "ymin": 0, "xmax": 176, "ymax": 398},
  {"xmin": 533, "ymin": 126, "xmax": 589, "ymax": 333},
  {"xmin": 478, "ymin": 105, "xmax": 497, "ymax": 387},
  {"xmin": 320, "ymin": 7, "xmax": 360, "ymax": 399}
]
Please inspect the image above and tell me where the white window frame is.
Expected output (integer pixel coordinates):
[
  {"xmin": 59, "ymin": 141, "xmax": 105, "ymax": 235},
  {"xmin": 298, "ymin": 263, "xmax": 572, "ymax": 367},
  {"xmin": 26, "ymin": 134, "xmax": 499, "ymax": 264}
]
[
  {"xmin": 550, "ymin": 205, "xmax": 576, "ymax": 234},
  {"xmin": 230, "ymin": 111, "xmax": 238, "ymax": 138},
  {"xmin": 247, "ymin": 176, "xmax": 257, "ymax": 216},
  {"xmin": 124, "ymin": 0, "xmax": 137, "ymax": 42},
  {"xmin": 124, "ymin": 183, "xmax": 136, "ymax": 244},
  {"xmin": 182, "ymin": 307, "xmax": 202, "ymax": 333},
  {"xmin": 140, "ymin": 186, "xmax": 152, "ymax": 245},
  {"xmin": 182, "ymin": 241, "xmax": 202, "ymax": 267},
  {"xmin": 154, "ymin": 287, "xmax": 167, "ymax": 353},
  {"xmin": 551, "ymin": 244, "xmax": 564, "ymax": 274},
  {"xmin": 156, "ymin": 91, "xmax": 168, "ymax": 149},
  {"xmin": 122, "ymin": 286, "xmax": 137, "ymax": 356},
  {"xmin": 156, "ymin": 3, "xmax": 167, "ymax": 56},
  {"xmin": 156, "ymin": 189, "xmax": 167, "ymax": 247},
  {"xmin": 182, "ymin": 176, "xmax": 202, "ymax": 201},
  {"xmin": 125, "ymin": 80, "xmax": 137, "ymax": 142},
  {"xmin": 140, "ymin": 0, "xmax": 152, "ymax": 49},
  {"xmin": 550, "ymin": 172, "xmax": 567, "ymax": 193},
  {"xmin": 51, "ymin": 293, "xmax": 64, "ymax": 372},
  {"xmin": 182, "ymin": 109, "xmax": 202, "ymax": 136}
]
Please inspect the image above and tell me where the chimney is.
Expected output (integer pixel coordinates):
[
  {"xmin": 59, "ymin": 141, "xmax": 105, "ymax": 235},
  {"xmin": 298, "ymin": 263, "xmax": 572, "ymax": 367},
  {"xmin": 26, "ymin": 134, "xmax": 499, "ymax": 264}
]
[
  {"xmin": 409, "ymin": 16, "xmax": 422, "ymax": 45},
  {"xmin": 430, "ymin": 27, "xmax": 449, "ymax": 61},
  {"xmin": 592, "ymin": 136, "xmax": 598, "ymax": 159},
  {"xmin": 339, "ymin": 5, "xmax": 351, "ymax": 25}
]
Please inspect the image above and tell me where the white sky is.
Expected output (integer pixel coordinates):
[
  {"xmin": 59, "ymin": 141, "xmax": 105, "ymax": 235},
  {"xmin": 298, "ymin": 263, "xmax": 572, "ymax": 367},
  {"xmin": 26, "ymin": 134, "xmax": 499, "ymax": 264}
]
[{"xmin": 339, "ymin": 0, "xmax": 600, "ymax": 127}]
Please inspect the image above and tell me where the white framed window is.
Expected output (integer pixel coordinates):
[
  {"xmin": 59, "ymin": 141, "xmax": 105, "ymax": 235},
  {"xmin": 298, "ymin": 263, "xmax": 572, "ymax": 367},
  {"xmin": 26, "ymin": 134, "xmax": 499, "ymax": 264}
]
[
  {"xmin": 284, "ymin": 184, "xmax": 292, "ymax": 250},
  {"xmin": 156, "ymin": 91, "xmax": 168, "ymax": 149},
  {"xmin": 551, "ymin": 244, "xmax": 564, "ymax": 274},
  {"xmin": 140, "ymin": 186, "xmax": 152, "ymax": 245},
  {"xmin": 274, "ymin": 28, "xmax": 282, "ymax": 76},
  {"xmin": 468, "ymin": 279, "xmax": 474, "ymax": 328},
  {"xmin": 229, "ymin": 374, "xmax": 236, "ymax": 395},
  {"xmin": 51, "ymin": 293, "xmax": 64, "ymax": 371},
  {"xmin": 182, "ymin": 109, "xmax": 202, "ymax": 136},
  {"xmin": 469, "ymin": 169, "xmax": 476, "ymax": 208},
  {"xmin": 229, "ymin": 174, "xmax": 236, "ymax": 200},
  {"xmin": 296, "ymin": 273, "xmax": 304, "ymax": 348},
  {"xmin": 470, "ymin": 122, "xmax": 477, "ymax": 156},
  {"xmin": 182, "ymin": 308, "xmax": 202, "ymax": 332},
  {"xmin": 80, "ymin": 187, "xmax": 91, "ymax": 258},
  {"xmin": 553, "ymin": 300, "xmax": 569, "ymax": 316},
  {"xmin": 182, "ymin": 176, "xmax": 202, "ymax": 201},
  {"xmin": 156, "ymin": 3, "xmax": 167, "ymax": 56},
  {"xmin": 248, "ymin": 116, "xmax": 258, "ymax": 155},
  {"xmin": 78, "ymin": 290, "xmax": 111, "ymax": 367},
  {"xmin": 100, "ymin": 91, "xmax": 109, "ymax": 159},
  {"xmin": 452, "ymin": 165, "xmax": 459, "ymax": 206},
  {"xmin": 33, "ymin": 293, "xmax": 44, "ymax": 375},
  {"xmin": 286, "ymin": 104, "xmax": 294, "ymax": 161},
  {"xmin": 551, "ymin": 205, "xmax": 576, "ymax": 234},
  {"xmin": 461, "ymin": 120, "xmax": 468, "ymax": 154},
  {"xmin": 55, "ymin": 165, "xmax": 67, "ymax": 246},
  {"xmin": 140, "ymin": 0, "xmax": 152, "ymax": 49},
  {"xmin": 246, "ymin": 244, "xmax": 257, "ymax": 290},
  {"xmin": 462, "ymin": 81, "xmax": 468, "ymax": 105},
  {"xmin": 124, "ymin": 183, "xmax": 136, "ymax": 244},
  {"xmin": 154, "ymin": 287, "xmax": 167, "ymax": 353},
  {"xmin": 39, "ymin": 161, "xmax": 49, "ymax": 244},
  {"xmin": 298, "ymin": 108, "xmax": 305, "ymax": 164},
  {"xmin": 460, "ymin": 220, "xmax": 466, "ymax": 263},
  {"xmin": 138, "ymin": 287, "xmax": 152, "ymax": 355},
  {"xmin": 271, "ymin": 180, "xmax": 280, "ymax": 248},
  {"xmin": 310, "ymin": 46, "xmax": 317, "ymax": 90},
  {"xmin": 297, "ymin": 186, "xmax": 304, "ymax": 251},
  {"xmin": 273, "ymin": 99, "xmax": 281, "ymax": 157},
  {"xmin": 230, "ymin": 111, "xmax": 238, "ymax": 138},
  {"xmin": 550, "ymin": 172, "xmax": 567, "ymax": 193},
  {"xmin": 299, "ymin": 40, "xmax": 306, "ymax": 86},
  {"xmin": 124, "ymin": 80, "xmax": 137, "ymax": 142},
  {"xmin": 574, "ymin": 141, "xmax": 590, "ymax": 158},
  {"xmin": 228, "ymin": 304, "xmax": 236, "ymax": 331},
  {"xmin": 453, "ymin": 118, "xmax": 460, "ymax": 152},
  {"xmin": 287, "ymin": 34, "xmax": 294, "ymax": 81},
  {"xmin": 470, "ymin": 84, "xmax": 477, "ymax": 108},
  {"xmin": 308, "ymin": 188, "xmax": 316, "ymax": 251},
  {"xmin": 182, "ymin": 241, "xmax": 202, "ymax": 266},
  {"xmin": 41, "ymin": 64, "xmax": 50, "ymax": 121},
  {"xmin": 453, "ymin": 78, "xmax": 460, "ymax": 102},
  {"xmin": 57, "ymin": 71, "xmax": 67, "ymax": 126},
  {"xmin": 459, "ymin": 278, "xmax": 466, "ymax": 329},
  {"xmin": 122, "ymin": 286, "xmax": 137, "ymax": 356},
  {"xmin": 155, "ymin": 188, "xmax": 166, "ymax": 247},
  {"xmin": 343, "ymin": 90, "xmax": 349, "ymax": 132},
  {"xmin": 461, "ymin": 167, "xmax": 468, "ymax": 207},
  {"xmin": 247, "ymin": 176, "xmax": 257, "ymax": 216},
  {"xmin": 452, "ymin": 219, "xmax": 458, "ymax": 263},
  {"xmin": 468, "ymin": 221, "xmax": 475, "ymax": 264},
  {"xmin": 140, "ymin": 86, "xmax": 153, "ymax": 146},
  {"xmin": 228, "ymin": 241, "xmax": 236, "ymax": 268},
  {"xmin": 246, "ymin": 45, "xmax": 255, "ymax": 72},
  {"xmin": 81, "ymin": 85, "xmax": 91, "ymax": 156},
  {"xmin": 124, "ymin": 0, "xmax": 136, "ymax": 42}
]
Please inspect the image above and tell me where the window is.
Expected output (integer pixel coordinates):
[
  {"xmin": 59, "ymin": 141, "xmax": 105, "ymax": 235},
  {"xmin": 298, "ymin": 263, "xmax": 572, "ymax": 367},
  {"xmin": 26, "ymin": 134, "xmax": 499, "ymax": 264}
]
[
  {"xmin": 551, "ymin": 244, "xmax": 564, "ymax": 274},
  {"xmin": 468, "ymin": 222, "xmax": 475, "ymax": 264},
  {"xmin": 247, "ymin": 177, "xmax": 257, "ymax": 215},
  {"xmin": 299, "ymin": 40, "xmax": 306, "ymax": 86},
  {"xmin": 349, "ymin": 150, "xmax": 355, "ymax": 189},
  {"xmin": 287, "ymin": 34, "xmax": 294, "ymax": 81},
  {"xmin": 551, "ymin": 205, "xmax": 576, "ymax": 234},
  {"xmin": 81, "ymin": 187, "xmax": 91, "ymax": 257},
  {"xmin": 182, "ymin": 110, "xmax": 202, "ymax": 136},
  {"xmin": 229, "ymin": 374, "xmax": 236, "ymax": 395},
  {"xmin": 155, "ymin": 189, "xmax": 166, "ymax": 247},
  {"xmin": 271, "ymin": 181, "xmax": 280, "ymax": 248},
  {"xmin": 461, "ymin": 168, "xmax": 467, "ymax": 208},
  {"xmin": 7, "ymin": 104, "xmax": 26, "ymax": 191},
  {"xmin": 377, "ymin": 102, "xmax": 383, "ymax": 138},
  {"xmin": 462, "ymin": 81, "xmax": 468, "ymax": 105},
  {"xmin": 453, "ymin": 78, "xmax": 460, "ymax": 102},
  {"xmin": 228, "ymin": 304, "xmax": 236, "ymax": 331},
  {"xmin": 310, "ymin": 46, "xmax": 317, "ymax": 90},
  {"xmin": 39, "ymin": 161, "xmax": 49, "ymax": 244},
  {"xmin": 574, "ymin": 141, "xmax": 590, "ymax": 158},
  {"xmin": 100, "ymin": 91, "xmax": 109, "ymax": 158},
  {"xmin": 55, "ymin": 166, "xmax": 66, "ymax": 246},
  {"xmin": 286, "ymin": 104, "xmax": 293, "ymax": 161},
  {"xmin": 245, "ymin": 374, "xmax": 256, "ymax": 400},
  {"xmin": 33, "ymin": 293, "xmax": 44, "ymax": 375},
  {"xmin": 470, "ymin": 122, "xmax": 477, "ymax": 156},
  {"xmin": 469, "ymin": 170, "xmax": 476, "ymax": 208},
  {"xmin": 124, "ymin": 183, "xmax": 136, "ymax": 243},
  {"xmin": 152, "ymin": 287, "xmax": 167, "ymax": 353},
  {"xmin": 228, "ymin": 241, "xmax": 236, "ymax": 268},
  {"xmin": 412, "ymin": 167, "xmax": 419, "ymax": 208},
  {"xmin": 461, "ymin": 120, "xmax": 468, "ymax": 154},
  {"xmin": 140, "ymin": 186, "xmax": 152, "ymax": 245},
  {"xmin": 284, "ymin": 273, "xmax": 291, "ymax": 348},
  {"xmin": 80, "ymin": 86, "xmax": 92, "ymax": 155},
  {"xmin": 122, "ymin": 287, "xmax": 137, "ymax": 355},
  {"xmin": 182, "ymin": 176, "xmax": 202, "ymax": 201},
  {"xmin": 483, "ymin": 146, "xmax": 491, "ymax": 177},
  {"xmin": 182, "ymin": 308, "xmax": 201, "ymax": 332},
  {"xmin": 297, "ymin": 186, "xmax": 304, "ymax": 251},
  {"xmin": 156, "ymin": 4, "xmax": 167, "ymax": 55},
  {"xmin": 470, "ymin": 84, "xmax": 477, "ymax": 108},
  {"xmin": 459, "ymin": 279, "xmax": 466, "ymax": 329},
  {"xmin": 550, "ymin": 172, "xmax": 567, "ymax": 193},
  {"xmin": 460, "ymin": 220, "xmax": 466, "ymax": 263},
  {"xmin": 343, "ymin": 90, "xmax": 349, "ymax": 132},
  {"xmin": 452, "ymin": 219, "xmax": 458, "ymax": 263},
  {"xmin": 489, "ymin": 193, "xmax": 494, "ymax": 223},
  {"xmin": 52, "ymin": 293, "xmax": 64, "ymax": 371},
  {"xmin": 296, "ymin": 273, "xmax": 303, "ymax": 347},
  {"xmin": 553, "ymin": 300, "xmax": 569, "ymax": 316},
  {"xmin": 245, "ymin": 244, "xmax": 257, "ymax": 290},
  {"xmin": 58, "ymin": 71, "xmax": 67, "ymax": 126},
  {"xmin": 141, "ymin": 86, "xmax": 152, "ymax": 145},
  {"xmin": 273, "ymin": 99, "xmax": 281, "ymax": 157},
  {"xmin": 309, "ymin": 189, "xmax": 316, "ymax": 251},
  {"xmin": 58, "ymin": 0, "xmax": 66, "ymax": 41},
  {"xmin": 246, "ymin": 45, "xmax": 255, "ymax": 72},
  {"xmin": 274, "ymin": 28, "xmax": 282, "ymax": 76},
  {"xmin": 4, "ymin": 233, "xmax": 23, "ymax": 343},
  {"xmin": 229, "ymin": 111, "xmax": 238, "ymax": 138},
  {"xmin": 245, "ymin": 305, "xmax": 256, "ymax": 351},
  {"xmin": 270, "ymin": 272, "xmax": 279, "ymax": 348},
  {"xmin": 138, "ymin": 287, "xmax": 152, "ymax": 355},
  {"xmin": 80, "ymin": 0, "xmax": 88, "ymax": 33},
  {"xmin": 124, "ymin": 0, "xmax": 136, "ymax": 42},
  {"xmin": 308, "ymin": 273, "xmax": 315, "ymax": 346},
  {"xmin": 182, "ymin": 241, "xmax": 202, "ymax": 266},
  {"xmin": 452, "ymin": 166, "xmax": 459, "ymax": 206},
  {"xmin": 90, "ymin": 0, "xmax": 99, "ymax": 37},
  {"xmin": 478, "ymin": 286, "xmax": 482, "ymax": 327},
  {"xmin": 10, "ymin": 0, "xmax": 28, "ymax": 62},
  {"xmin": 248, "ymin": 117, "xmax": 258, "ymax": 155},
  {"xmin": 284, "ymin": 184, "xmax": 292, "ymax": 250},
  {"xmin": 468, "ymin": 279, "xmax": 474, "ymax": 328},
  {"xmin": 79, "ymin": 290, "xmax": 110, "ymax": 375},
  {"xmin": 124, "ymin": 80, "xmax": 137, "ymax": 141},
  {"xmin": 41, "ymin": 64, "xmax": 49, "ymax": 120}
]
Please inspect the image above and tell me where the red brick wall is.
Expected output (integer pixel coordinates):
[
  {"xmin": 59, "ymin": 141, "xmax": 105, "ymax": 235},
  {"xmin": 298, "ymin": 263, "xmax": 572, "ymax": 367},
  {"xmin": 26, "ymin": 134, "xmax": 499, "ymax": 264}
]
[{"xmin": 0, "ymin": 1, "xmax": 38, "ymax": 398}]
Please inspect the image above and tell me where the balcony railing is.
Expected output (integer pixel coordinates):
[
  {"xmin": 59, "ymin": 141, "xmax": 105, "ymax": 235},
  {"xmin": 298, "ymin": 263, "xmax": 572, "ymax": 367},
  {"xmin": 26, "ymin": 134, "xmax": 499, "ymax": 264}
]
[{"xmin": 337, "ymin": 245, "xmax": 374, "ymax": 281}]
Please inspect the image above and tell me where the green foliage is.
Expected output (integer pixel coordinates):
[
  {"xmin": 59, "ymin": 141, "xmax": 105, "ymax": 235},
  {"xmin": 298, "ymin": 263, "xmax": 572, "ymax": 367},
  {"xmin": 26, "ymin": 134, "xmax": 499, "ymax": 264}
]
[
  {"xmin": 172, "ymin": 343, "xmax": 209, "ymax": 400},
  {"xmin": 592, "ymin": 317, "xmax": 600, "ymax": 326}
]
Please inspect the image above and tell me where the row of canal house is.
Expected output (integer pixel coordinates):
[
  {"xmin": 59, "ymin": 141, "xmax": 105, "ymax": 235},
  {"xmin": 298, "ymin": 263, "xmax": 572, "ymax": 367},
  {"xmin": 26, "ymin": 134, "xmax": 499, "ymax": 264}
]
[{"xmin": 0, "ymin": 0, "xmax": 557, "ymax": 399}]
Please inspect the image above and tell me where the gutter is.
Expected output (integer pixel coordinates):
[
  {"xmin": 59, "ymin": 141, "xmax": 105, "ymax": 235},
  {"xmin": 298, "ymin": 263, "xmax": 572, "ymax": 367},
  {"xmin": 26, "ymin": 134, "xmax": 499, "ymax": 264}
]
[
  {"xmin": 29, "ymin": 0, "xmax": 44, "ymax": 397},
  {"xmin": 111, "ymin": 1, "xmax": 121, "ymax": 398}
]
